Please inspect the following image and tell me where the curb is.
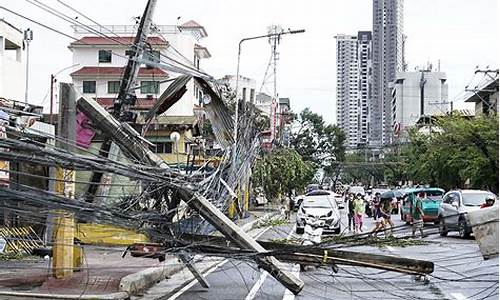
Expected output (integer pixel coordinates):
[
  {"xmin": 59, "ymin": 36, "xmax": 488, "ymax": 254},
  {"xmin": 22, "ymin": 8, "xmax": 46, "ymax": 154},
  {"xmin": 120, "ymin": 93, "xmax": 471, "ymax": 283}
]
[
  {"xmin": 0, "ymin": 290, "xmax": 129, "ymax": 300},
  {"xmin": 119, "ymin": 259, "xmax": 185, "ymax": 295}
]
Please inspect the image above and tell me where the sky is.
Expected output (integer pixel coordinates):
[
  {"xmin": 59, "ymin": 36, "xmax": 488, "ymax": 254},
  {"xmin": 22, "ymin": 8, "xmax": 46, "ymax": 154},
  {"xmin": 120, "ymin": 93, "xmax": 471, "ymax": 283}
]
[{"xmin": 0, "ymin": 0, "xmax": 498, "ymax": 125}]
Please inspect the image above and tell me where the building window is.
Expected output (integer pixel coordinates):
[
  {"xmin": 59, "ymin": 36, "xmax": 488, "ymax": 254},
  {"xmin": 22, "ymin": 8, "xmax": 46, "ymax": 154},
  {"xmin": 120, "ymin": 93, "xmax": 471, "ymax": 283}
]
[
  {"xmin": 140, "ymin": 81, "xmax": 159, "ymax": 94},
  {"xmin": 145, "ymin": 50, "xmax": 160, "ymax": 68},
  {"xmin": 242, "ymin": 88, "xmax": 246, "ymax": 101},
  {"xmin": 107, "ymin": 81, "xmax": 120, "ymax": 93},
  {"xmin": 152, "ymin": 142, "xmax": 173, "ymax": 154},
  {"xmin": 250, "ymin": 89, "xmax": 255, "ymax": 103},
  {"xmin": 83, "ymin": 81, "xmax": 96, "ymax": 94},
  {"xmin": 98, "ymin": 50, "xmax": 112, "ymax": 63},
  {"xmin": 194, "ymin": 55, "xmax": 200, "ymax": 70}
]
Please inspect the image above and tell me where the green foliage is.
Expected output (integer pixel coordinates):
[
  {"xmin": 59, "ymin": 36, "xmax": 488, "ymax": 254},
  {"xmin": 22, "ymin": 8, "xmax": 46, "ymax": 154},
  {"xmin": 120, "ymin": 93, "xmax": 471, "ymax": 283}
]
[
  {"xmin": 290, "ymin": 108, "xmax": 346, "ymax": 180},
  {"xmin": 252, "ymin": 148, "xmax": 315, "ymax": 200},
  {"xmin": 407, "ymin": 115, "xmax": 498, "ymax": 193},
  {"xmin": 342, "ymin": 152, "xmax": 385, "ymax": 185}
]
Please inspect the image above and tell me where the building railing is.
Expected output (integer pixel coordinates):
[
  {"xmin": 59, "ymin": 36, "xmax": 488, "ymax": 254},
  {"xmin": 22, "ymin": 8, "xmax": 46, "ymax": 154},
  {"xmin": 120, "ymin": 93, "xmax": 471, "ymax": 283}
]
[{"xmin": 72, "ymin": 24, "xmax": 180, "ymax": 35}]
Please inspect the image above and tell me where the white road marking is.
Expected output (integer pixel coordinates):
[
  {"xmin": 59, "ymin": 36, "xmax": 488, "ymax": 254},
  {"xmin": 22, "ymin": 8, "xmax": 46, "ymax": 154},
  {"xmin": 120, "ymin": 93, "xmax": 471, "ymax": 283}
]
[
  {"xmin": 166, "ymin": 258, "xmax": 227, "ymax": 300},
  {"xmin": 282, "ymin": 225, "xmax": 300, "ymax": 300},
  {"xmin": 245, "ymin": 224, "xmax": 298, "ymax": 300},
  {"xmin": 244, "ymin": 271, "xmax": 269, "ymax": 300},
  {"xmin": 386, "ymin": 246, "xmax": 395, "ymax": 252},
  {"xmin": 166, "ymin": 226, "xmax": 271, "ymax": 300},
  {"xmin": 450, "ymin": 293, "xmax": 468, "ymax": 300}
]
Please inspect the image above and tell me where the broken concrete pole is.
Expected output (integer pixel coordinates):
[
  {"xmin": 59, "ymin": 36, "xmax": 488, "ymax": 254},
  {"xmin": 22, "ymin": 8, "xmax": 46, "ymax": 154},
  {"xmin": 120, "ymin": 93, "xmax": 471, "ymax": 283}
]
[
  {"xmin": 180, "ymin": 191, "xmax": 304, "ymax": 295},
  {"xmin": 468, "ymin": 206, "xmax": 499, "ymax": 259}
]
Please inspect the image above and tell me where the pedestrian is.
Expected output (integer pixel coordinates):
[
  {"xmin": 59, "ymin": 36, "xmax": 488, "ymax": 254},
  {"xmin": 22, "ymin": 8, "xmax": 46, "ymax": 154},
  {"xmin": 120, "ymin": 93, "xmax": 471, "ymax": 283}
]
[
  {"xmin": 380, "ymin": 198, "xmax": 394, "ymax": 237},
  {"xmin": 279, "ymin": 195, "xmax": 287, "ymax": 218},
  {"xmin": 353, "ymin": 194, "xmax": 365, "ymax": 234},
  {"xmin": 480, "ymin": 195, "xmax": 496, "ymax": 208},
  {"xmin": 286, "ymin": 194, "xmax": 294, "ymax": 219},
  {"xmin": 347, "ymin": 193, "xmax": 355, "ymax": 231},
  {"xmin": 372, "ymin": 192, "xmax": 381, "ymax": 220},
  {"xmin": 370, "ymin": 197, "xmax": 385, "ymax": 237},
  {"xmin": 412, "ymin": 192, "xmax": 426, "ymax": 238}
]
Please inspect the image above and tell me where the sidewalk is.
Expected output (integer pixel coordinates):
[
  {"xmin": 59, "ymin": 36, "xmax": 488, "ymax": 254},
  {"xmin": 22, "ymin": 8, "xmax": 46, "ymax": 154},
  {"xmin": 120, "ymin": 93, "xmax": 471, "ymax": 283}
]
[{"xmin": 0, "ymin": 207, "xmax": 276, "ymax": 299}]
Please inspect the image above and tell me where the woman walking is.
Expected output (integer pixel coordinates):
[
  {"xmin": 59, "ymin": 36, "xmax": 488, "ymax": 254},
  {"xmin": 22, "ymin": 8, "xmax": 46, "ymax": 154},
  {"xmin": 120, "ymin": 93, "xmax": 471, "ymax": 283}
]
[{"xmin": 353, "ymin": 194, "xmax": 365, "ymax": 234}]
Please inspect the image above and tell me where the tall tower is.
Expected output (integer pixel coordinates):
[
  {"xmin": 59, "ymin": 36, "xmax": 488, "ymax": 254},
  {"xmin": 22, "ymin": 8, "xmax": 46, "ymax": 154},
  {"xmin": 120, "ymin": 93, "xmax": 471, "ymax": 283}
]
[
  {"xmin": 371, "ymin": 0, "xmax": 404, "ymax": 147},
  {"xmin": 260, "ymin": 25, "xmax": 283, "ymax": 99},
  {"xmin": 260, "ymin": 25, "xmax": 283, "ymax": 142},
  {"xmin": 335, "ymin": 32, "xmax": 372, "ymax": 150}
]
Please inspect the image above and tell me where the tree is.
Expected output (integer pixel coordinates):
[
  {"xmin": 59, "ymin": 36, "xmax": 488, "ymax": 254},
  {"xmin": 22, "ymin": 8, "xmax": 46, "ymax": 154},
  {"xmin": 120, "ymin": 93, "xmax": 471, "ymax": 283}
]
[
  {"xmin": 252, "ymin": 148, "xmax": 314, "ymax": 200},
  {"xmin": 290, "ymin": 108, "xmax": 346, "ymax": 185},
  {"xmin": 406, "ymin": 115, "xmax": 498, "ymax": 193}
]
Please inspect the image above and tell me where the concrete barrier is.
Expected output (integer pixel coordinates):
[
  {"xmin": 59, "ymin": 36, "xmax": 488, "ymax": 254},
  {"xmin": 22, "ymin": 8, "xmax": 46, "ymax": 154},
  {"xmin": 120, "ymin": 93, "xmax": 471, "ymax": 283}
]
[{"xmin": 468, "ymin": 206, "xmax": 499, "ymax": 260}]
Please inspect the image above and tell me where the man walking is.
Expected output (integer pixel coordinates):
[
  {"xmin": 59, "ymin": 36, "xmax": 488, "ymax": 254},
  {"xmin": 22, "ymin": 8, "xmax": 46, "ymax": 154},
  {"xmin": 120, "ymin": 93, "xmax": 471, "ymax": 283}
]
[
  {"xmin": 412, "ymin": 192, "xmax": 426, "ymax": 238},
  {"xmin": 346, "ymin": 193, "xmax": 355, "ymax": 232}
]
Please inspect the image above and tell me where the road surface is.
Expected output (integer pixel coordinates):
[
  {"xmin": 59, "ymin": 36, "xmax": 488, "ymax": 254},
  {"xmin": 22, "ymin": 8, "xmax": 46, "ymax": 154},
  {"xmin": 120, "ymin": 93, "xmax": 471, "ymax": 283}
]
[{"xmin": 137, "ymin": 208, "xmax": 499, "ymax": 300}]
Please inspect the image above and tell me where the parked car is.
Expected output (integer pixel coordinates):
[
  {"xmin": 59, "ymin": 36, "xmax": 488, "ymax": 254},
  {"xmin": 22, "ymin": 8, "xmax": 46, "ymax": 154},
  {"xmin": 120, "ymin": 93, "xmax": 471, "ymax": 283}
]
[
  {"xmin": 438, "ymin": 190, "xmax": 498, "ymax": 238},
  {"xmin": 254, "ymin": 192, "xmax": 268, "ymax": 206},
  {"xmin": 305, "ymin": 184, "xmax": 320, "ymax": 194},
  {"xmin": 296, "ymin": 190, "xmax": 341, "ymax": 234},
  {"xmin": 400, "ymin": 188, "xmax": 445, "ymax": 224}
]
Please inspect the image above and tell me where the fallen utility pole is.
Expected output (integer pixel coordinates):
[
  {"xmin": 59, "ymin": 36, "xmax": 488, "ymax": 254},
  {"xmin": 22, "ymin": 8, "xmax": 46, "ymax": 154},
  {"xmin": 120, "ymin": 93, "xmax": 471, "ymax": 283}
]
[
  {"xmin": 76, "ymin": 96, "xmax": 304, "ymax": 294},
  {"xmin": 85, "ymin": 0, "xmax": 159, "ymax": 203},
  {"xmin": 163, "ymin": 234, "xmax": 434, "ymax": 276}
]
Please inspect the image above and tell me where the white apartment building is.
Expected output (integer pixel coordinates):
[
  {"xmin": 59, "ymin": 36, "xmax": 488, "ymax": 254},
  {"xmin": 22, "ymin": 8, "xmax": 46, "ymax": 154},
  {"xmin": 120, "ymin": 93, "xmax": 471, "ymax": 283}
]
[
  {"xmin": 0, "ymin": 19, "xmax": 25, "ymax": 101},
  {"xmin": 391, "ymin": 70, "xmax": 448, "ymax": 138},
  {"xmin": 335, "ymin": 32, "xmax": 372, "ymax": 149},
  {"xmin": 68, "ymin": 21, "xmax": 211, "ymax": 161},
  {"xmin": 218, "ymin": 74, "xmax": 256, "ymax": 104},
  {"xmin": 69, "ymin": 21, "xmax": 210, "ymax": 116},
  {"xmin": 255, "ymin": 92, "xmax": 273, "ymax": 117}
]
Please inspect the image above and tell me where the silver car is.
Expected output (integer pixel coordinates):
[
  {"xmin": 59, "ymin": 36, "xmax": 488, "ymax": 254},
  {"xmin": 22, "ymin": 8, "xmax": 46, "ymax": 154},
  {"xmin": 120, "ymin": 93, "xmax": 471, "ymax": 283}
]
[{"xmin": 438, "ymin": 190, "xmax": 497, "ymax": 238}]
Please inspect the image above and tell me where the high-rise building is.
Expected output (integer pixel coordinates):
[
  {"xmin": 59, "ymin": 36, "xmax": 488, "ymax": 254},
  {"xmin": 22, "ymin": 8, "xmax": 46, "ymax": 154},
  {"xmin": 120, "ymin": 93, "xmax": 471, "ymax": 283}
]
[
  {"xmin": 371, "ymin": 0, "xmax": 404, "ymax": 146},
  {"xmin": 335, "ymin": 32, "xmax": 372, "ymax": 149}
]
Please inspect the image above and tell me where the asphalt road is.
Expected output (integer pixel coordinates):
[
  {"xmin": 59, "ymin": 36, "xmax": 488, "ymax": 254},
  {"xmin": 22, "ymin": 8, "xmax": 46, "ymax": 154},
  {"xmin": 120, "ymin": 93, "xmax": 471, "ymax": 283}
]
[{"xmin": 138, "ymin": 208, "xmax": 499, "ymax": 300}]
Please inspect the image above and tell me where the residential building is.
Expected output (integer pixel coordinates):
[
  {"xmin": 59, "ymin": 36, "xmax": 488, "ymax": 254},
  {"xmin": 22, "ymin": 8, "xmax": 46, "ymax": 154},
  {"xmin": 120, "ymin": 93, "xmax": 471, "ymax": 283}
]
[
  {"xmin": 335, "ymin": 32, "xmax": 372, "ymax": 149},
  {"xmin": 255, "ymin": 92, "xmax": 273, "ymax": 116},
  {"xmin": 0, "ymin": 19, "xmax": 25, "ymax": 101},
  {"xmin": 371, "ymin": 0, "xmax": 404, "ymax": 146},
  {"xmin": 391, "ymin": 70, "xmax": 448, "ymax": 140},
  {"xmin": 218, "ymin": 75, "xmax": 256, "ymax": 104},
  {"xmin": 68, "ymin": 21, "xmax": 210, "ymax": 163},
  {"xmin": 463, "ymin": 70, "xmax": 499, "ymax": 116}
]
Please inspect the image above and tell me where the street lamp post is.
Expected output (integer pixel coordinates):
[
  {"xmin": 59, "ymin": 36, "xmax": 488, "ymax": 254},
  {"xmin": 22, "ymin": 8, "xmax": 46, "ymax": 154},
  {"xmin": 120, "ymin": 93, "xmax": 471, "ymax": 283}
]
[
  {"xmin": 23, "ymin": 28, "xmax": 33, "ymax": 103},
  {"xmin": 49, "ymin": 64, "xmax": 80, "ymax": 124},
  {"xmin": 233, "ymin": 28, "xmax": 305, "ymax": 152}
]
